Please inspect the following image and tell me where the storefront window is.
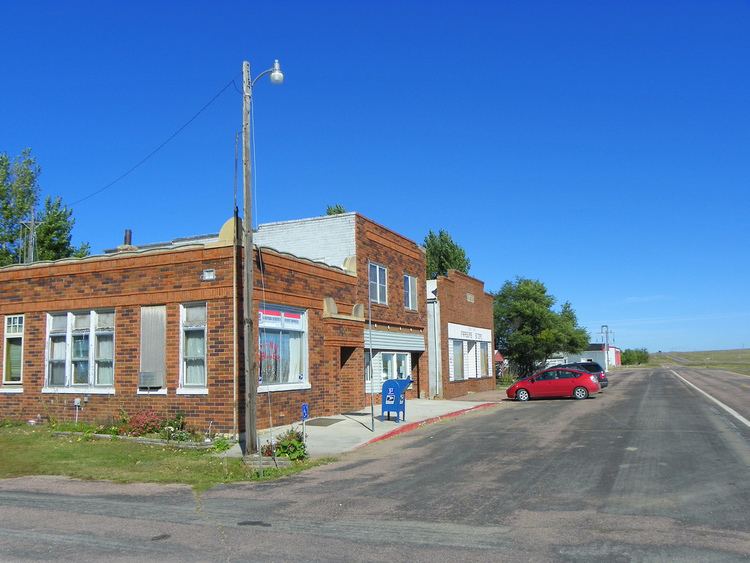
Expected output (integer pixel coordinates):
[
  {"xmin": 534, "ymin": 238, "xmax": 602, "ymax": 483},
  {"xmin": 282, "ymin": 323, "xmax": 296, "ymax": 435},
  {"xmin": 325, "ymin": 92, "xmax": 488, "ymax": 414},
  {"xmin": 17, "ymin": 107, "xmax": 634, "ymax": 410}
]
[
  {"xmin": 479, "ymin": 342, "xmax": 490, "ymax": 377},
  {"xmin": 452, "ymin": 340, "xmax": 464, "ymax": 381},
  {"xmin": 258, "ymin": 306, "xmax": 307, "ymax": 389}
]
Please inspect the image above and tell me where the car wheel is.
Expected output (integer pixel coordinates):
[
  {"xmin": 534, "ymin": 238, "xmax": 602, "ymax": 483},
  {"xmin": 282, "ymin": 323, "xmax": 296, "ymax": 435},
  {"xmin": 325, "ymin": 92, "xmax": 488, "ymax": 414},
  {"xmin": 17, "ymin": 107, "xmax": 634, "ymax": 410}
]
[
  {"xmin": 573, "ymin": 387, "xmax": 588, "ymax": 400},
  {"xmin": 516, "ymin": 389, "xmax": 530, "ymax": 401}
]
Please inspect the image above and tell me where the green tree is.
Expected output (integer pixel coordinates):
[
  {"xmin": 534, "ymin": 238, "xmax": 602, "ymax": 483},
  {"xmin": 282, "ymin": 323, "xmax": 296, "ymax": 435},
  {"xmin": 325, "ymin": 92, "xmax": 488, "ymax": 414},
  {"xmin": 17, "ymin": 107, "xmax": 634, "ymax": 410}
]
[
  {"xmin": 326, "ymin": 204, "xmax": 346, "ymax": 215},
  {"xmin": 35, "ymin": 196, "xmax": 90, "ymax": 261},
  {"xmin": 0, "ymin": 149, "xmax": 88, "ymax": 266},
  {"xmin": 423, "ymin": 229, "xmax": 470, "ymax": 279},
  {"xmin": 493, "ymin": 278, "xmax": 588, "ymax": 376},
  {"xmin": 621, "ymin": 348, "xmax": 649, "ymax": 365},
  {"xmin": 0, "ymin": 149, "xmax": 37, "ymax": 265}
]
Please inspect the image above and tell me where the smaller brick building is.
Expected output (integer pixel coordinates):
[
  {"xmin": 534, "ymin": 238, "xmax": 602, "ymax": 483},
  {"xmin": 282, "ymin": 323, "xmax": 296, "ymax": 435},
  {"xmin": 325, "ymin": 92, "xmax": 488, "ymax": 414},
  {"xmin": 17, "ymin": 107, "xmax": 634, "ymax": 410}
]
[{"xmin": 426, "ymin": 270, "xmax": 495, "ymax": 399}]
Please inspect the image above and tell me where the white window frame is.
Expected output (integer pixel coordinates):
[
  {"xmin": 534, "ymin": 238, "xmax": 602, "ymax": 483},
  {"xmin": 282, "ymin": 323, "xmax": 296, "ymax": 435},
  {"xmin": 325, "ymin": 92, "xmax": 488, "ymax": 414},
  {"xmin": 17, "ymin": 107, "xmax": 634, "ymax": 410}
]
[
  {"xmin": 403, "ymin": 274, "xmax": 418, "ymax": 311},
  {"xmin": 383, "ymin": 352, "xmax": 409, "ymax": 380},
  {"xmin": 3, "ymin": 315, "xmax": 24, "ymax": 386},
  {"xmin": 366, "ymin": 351, "xmax": 411, "ymax": 393},
  {"xmin": 369, "ymin": 262, "xmax": 388, "ymax": 305},
  {"xmin": 138, "ymin": 305, "xmax": 167, "ymax": 393},
  {"xmin": 43, "ymin": 310, "xmax": 116, "ymax": 394},
  {"xmin": 178, "ymin": 303, "xmax": 208, "ymax": 394},
  {"xmin": 450, "ymin": 339, "xmax": 465, "ymax": 381},
  {"xmin": 478, "ymin": 341, "xmax": 490, "ymax": 377},
  {"xmin": 257, "ymin": 305, "xmax": 310, "ymax": 393}
]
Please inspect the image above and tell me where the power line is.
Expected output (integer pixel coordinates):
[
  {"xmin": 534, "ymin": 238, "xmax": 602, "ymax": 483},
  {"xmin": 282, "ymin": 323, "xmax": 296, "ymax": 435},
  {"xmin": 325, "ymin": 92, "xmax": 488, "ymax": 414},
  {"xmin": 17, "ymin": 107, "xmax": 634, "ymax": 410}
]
[{"xmin": 71, "ymin": 75, "xmax": 239, "ymax": 206}]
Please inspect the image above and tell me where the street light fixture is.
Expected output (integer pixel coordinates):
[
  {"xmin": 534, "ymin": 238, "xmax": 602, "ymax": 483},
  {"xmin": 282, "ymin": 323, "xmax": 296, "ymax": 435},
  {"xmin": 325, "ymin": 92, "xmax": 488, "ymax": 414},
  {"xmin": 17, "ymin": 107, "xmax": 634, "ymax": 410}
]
[{"xmin": 242, "ymin": 58, "xmax": 284, "ymax": 455}]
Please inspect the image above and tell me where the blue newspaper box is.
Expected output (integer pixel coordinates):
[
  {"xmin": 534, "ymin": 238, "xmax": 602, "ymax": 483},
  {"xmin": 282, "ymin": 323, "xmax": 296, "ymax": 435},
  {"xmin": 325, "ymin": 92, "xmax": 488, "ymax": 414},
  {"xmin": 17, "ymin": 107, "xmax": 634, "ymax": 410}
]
[{"xmin": 381, "ymin": 378, "xmax": 412, "ymax": 423}]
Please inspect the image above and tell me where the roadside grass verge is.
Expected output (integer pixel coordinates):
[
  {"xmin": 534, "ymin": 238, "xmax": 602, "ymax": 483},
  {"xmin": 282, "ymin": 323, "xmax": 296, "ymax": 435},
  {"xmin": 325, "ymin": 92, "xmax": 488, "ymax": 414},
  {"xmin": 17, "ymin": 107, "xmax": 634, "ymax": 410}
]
[
  {"xmin": 648, "ymin": 350, "xmax": 750, "ymax": 376},
  {"xmin": 0, "ymin": 426, "xmax": 331, "ymax": 492}
]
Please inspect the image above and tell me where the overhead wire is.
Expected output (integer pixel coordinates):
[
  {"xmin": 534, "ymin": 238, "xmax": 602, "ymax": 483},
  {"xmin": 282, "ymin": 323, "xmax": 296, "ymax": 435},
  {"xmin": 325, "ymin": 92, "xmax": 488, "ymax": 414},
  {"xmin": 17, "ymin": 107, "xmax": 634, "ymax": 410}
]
[{"xmin": 71, "ymin": 75, "xmax": 239, "ymax": 206}]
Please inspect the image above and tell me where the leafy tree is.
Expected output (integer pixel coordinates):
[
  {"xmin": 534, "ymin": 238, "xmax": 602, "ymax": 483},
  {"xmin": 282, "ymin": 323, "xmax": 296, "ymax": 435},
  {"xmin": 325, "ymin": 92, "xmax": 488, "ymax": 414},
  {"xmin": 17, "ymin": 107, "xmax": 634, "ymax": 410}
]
[
  {"xmin": 0, "ymin": 149, "xmax": 88, "ymax": 266},
  {"xmin": 423, "ymin": 229, "xmax": 470, "ymax": 279},
  {"xmin": 0, "ymin": 149, "xmax": 37, "ymax": 265},
  {"xmin": 35, "ymin": 196, "xmax": 90, "ymax": 261},
  {"xmin": 493, "ymin": 278, "xmax": 588, "ymax": 376},
  {"xmin": 621, "ymin": 348, "xmax": 649, "ymax": 365},
  {"xmin": 326, "ymin": 204, "xmax": 346, "ymax": 215}
]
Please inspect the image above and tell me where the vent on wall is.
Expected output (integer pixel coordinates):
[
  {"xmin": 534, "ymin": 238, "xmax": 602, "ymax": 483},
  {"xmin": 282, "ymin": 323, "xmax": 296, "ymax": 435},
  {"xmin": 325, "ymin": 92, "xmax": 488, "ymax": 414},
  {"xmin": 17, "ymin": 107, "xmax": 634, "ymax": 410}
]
[{"xmin": 138, "ymin": 371, "xmax": 164, "ymax": 389}]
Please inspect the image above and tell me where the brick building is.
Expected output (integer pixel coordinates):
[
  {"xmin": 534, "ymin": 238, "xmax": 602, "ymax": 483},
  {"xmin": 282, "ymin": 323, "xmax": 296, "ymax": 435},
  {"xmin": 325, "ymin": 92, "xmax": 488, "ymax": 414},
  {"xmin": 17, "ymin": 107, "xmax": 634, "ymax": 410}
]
[
  {"xmin": 426, "ymin": 270, "xmax": 495, "ymax": 399},
  {"xmin": 255, "ymin": 212, "xmax": 428, "ymax": 399},
  {"xmin": 0, "ymin": 213, "xmax": 427, "ymax": 436}
]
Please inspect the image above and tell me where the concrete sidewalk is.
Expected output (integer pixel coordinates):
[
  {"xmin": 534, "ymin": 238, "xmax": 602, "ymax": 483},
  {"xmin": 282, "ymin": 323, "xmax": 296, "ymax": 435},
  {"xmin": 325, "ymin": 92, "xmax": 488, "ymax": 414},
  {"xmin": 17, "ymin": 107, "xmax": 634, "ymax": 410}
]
[{"xmin": 244, "ymin": 391, "xmax": 506, "ymax": 459}]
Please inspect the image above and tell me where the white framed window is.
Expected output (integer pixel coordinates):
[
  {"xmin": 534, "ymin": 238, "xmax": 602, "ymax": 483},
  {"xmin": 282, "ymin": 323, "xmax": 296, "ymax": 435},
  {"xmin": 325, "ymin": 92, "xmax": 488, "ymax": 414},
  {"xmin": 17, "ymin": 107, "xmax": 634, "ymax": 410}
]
[
  {"xmin": 379, "ymin": 352, "xmax": 410, "ymax": 381},
  {"xmin": 180, "ymin": 303, "xmax": 207, "ymax": 390},
  {"xmin": 3, "ymin": 315, "xmax": 24, "ymax": 385},
  {"xmin": 403, "ymin": 274, "xmax": 418, "ymax": 311},
  {"xmin": 365, "ymin": 350, "xmax": 372, "ymax": 381},
  {"xmin": 44, "ymin": 310, "xmax": 115, "ymax": 392},
  {"xmin": 369, "ymin": 262, "xmax": 388, "ymax": 305},
  {"xmin": 258, "ymin": 306, "xmax": 309, "ymax": 392},
  {"xmin": 139, "ymin": 305, "xmax": 166, "ymax": 392},
  {"xmin": 478, "ymin": 341, "xmax": 490, "ymax": 377},
  {"xmin": 95, "ymin": 311, "xmax": 115, "ymax": 386},
  {"xmin": 451, "ymin": 339, "xmax": 465, "ymax": 381}
]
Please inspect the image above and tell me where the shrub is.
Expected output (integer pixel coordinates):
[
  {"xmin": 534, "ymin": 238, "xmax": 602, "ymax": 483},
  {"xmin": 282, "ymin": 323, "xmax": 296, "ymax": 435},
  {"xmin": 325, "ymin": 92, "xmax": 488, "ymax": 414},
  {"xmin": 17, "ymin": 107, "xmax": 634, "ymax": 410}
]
[
  {"xmin": 622, "ymin": 348, "xmax": 649, "ymax": 365},
  {"xmin": 128, "ymin": 410, "xmax": 162, "ymax": 436},
  {"xmin": 261, "ymin": 427, "xmax": 307, "ymax": 461},
  {"xmin": 212, "ymin": 436, "xmax": 233, "ymax": 452}
]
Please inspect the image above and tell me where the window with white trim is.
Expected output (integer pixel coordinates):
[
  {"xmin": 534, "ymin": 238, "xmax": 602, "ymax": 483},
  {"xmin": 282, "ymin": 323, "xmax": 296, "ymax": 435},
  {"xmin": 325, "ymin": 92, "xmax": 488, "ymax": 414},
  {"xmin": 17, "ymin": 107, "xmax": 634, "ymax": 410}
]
[
  {"xmin": 3, "ymin": 315, "xmax": 24, "ymax": 385},
  {"xmin": 139, "ymin": 305, "xmax": 166, "ymax": 390},
  {"xmin": 45, "ymin": 311, "xmax": 115, "ymax": 388},
  {"xmin": 180, "ymin": 303, "xmax": 207, "ymax": 388},
  {"xmin": 451, "ymin": 339, "xmax": 464, "ymax": 381},
  {"xmin": 258, "ymin": 306, "xmax": 308, "ymax": 389},
  {"xmin": 369, "ymin": 263, "xmax": 387, "ymax": 305},
  {"xmin": 95, "ymin": 311, "xmax": 115, "ymax": 385},
  {"xmin": 380, "ymin": 352, "xmax": 410, "ymax": 381},
  {"xmin": 365, "ymin": 350, "xmax": 372, "ymax": 381},
  {"xmin": 478, "ymin": 341, "xmax": 490, "ymax": 377},
  {"xmin": 403, "ymin": 274, "xmax": 418, "ymax": 311}
]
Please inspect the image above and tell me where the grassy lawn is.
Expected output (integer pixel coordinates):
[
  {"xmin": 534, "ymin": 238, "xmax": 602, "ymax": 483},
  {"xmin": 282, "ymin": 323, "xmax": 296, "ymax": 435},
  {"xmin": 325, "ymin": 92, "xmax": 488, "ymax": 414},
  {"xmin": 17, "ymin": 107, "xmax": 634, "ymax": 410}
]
[{"xmin": 0, "ymin": 425, "xmax": 330, "ymax": 492}]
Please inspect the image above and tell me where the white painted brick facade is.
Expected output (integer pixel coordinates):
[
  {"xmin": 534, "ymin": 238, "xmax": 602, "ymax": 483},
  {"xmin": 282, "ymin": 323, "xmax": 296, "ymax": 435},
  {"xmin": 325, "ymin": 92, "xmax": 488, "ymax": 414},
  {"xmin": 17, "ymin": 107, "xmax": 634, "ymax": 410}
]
[{"xmin": 254, "ymin": 213, "xmax": 357, "ymax": 269}]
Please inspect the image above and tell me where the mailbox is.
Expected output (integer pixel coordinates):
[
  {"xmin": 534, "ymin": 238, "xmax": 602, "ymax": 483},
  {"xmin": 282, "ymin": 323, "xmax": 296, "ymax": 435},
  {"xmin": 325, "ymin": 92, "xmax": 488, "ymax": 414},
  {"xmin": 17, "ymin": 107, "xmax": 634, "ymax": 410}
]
[{"xmin": 381, "ymin": 378, "xmax": 413, "ymax": 423}]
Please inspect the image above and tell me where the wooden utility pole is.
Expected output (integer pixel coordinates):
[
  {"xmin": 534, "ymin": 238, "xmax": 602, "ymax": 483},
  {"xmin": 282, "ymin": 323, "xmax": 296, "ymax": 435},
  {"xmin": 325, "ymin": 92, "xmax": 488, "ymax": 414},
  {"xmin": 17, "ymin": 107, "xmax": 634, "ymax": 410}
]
[{"xmin": 242, "ymin": 61, "xmax": 258, "ymax": 454}]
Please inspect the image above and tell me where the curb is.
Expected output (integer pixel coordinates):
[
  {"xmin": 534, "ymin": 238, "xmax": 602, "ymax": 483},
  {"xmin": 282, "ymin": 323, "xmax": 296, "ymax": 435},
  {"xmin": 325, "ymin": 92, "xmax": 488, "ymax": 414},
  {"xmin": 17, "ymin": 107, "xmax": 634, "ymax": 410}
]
[{"xmin": 359, "ymin": 402, "xmax": 499, "ymax": 448}]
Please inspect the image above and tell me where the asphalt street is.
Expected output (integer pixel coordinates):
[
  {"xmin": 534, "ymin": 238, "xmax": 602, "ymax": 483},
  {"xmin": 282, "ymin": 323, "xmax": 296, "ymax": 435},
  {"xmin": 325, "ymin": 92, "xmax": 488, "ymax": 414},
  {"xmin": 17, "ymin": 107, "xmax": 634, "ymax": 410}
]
[{"xmin": 1, "ymin": 367, "xmax": 749, "ymax": 562}]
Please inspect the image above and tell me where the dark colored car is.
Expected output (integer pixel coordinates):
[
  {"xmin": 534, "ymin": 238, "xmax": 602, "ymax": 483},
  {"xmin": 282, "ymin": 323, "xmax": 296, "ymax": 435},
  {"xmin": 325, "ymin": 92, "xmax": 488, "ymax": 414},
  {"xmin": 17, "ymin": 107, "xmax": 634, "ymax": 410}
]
[
  {"xmin": 558, "ymin": 362, "xmax": 608, "ymax": 388},
  {"xmin": 506, "ymin": 367, "xmax": 601, "ymax": 401}
]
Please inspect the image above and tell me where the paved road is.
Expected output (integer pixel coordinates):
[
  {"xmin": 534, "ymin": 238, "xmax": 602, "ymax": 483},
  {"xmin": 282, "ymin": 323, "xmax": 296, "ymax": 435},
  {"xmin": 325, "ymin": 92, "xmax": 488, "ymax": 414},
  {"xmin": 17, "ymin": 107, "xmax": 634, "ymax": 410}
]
[{"xmin": 1, "ymin": 368, "xmax": 749, "ymax": 561}]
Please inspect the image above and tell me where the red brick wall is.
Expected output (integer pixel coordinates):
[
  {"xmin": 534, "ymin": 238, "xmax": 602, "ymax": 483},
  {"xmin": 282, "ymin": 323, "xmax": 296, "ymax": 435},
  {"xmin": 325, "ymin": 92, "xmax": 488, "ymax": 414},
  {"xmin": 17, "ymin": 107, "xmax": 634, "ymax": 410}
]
[
  {"xmin": 354, "ymin": 216, "xmax": 428, "ymax": 399},
  {"xmin": 436, "ymin": 270, "xmax": 495, "ymax": 399},
  {"xmin": 0, "ymin": 244, "xmax": 364, "ymax": 435},
  {"xmin": 239, "ymin": 248, "xmax": 362, "ymax": 431},
  {"xmin": 0, "ymin": 246, "xmax": 239, "ymax": 433},
  {"xmin": 0, "ymin": 216, "xmax": 431, "ymax": 436}
]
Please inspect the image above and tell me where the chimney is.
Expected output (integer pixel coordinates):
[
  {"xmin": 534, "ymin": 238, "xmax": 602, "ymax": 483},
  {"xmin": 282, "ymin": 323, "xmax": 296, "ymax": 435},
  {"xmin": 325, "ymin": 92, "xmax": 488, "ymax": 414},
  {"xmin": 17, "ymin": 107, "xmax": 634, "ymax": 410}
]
[{"xmin": 116, "ymin": 229, "xmax": 136, "ymax": 252}]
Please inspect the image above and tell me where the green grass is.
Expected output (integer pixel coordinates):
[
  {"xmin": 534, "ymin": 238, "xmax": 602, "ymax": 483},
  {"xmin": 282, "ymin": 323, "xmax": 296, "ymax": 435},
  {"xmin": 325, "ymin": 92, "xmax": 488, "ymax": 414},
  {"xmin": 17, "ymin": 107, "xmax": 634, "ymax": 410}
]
[
  {"xmin": 650, "ymin": 349, "xmax": 750, "ymax": 376},
  {"xmin": 0, "ymin": 426, "xmax": 332, "ymax": 492}
]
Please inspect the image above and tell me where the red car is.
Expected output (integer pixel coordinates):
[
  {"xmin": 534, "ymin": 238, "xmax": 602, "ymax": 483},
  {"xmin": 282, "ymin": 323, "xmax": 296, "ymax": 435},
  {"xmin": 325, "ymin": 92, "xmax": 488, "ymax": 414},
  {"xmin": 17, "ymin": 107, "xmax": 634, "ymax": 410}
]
[{"xmin": 506, "ymin": 366, "xmax": 601, "ymax": 401}]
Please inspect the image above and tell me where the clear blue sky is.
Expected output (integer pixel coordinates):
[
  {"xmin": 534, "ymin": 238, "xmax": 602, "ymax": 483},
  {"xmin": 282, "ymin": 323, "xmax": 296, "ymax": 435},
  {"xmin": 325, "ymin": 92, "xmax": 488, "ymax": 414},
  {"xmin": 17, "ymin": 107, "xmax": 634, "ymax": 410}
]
[{"xmin": 2, "ymin": 1, "xmax": 748, "ymax": 352}]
